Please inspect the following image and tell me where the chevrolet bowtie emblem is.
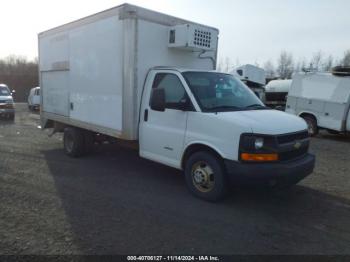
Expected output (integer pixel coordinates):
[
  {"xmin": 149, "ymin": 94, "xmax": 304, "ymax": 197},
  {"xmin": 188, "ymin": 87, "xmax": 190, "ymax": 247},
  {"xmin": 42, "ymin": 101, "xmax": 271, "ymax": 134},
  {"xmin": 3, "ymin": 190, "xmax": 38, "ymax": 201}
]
[{"xmin": 294, "ymin": 141, "xmax": 302, "ymax": 149}]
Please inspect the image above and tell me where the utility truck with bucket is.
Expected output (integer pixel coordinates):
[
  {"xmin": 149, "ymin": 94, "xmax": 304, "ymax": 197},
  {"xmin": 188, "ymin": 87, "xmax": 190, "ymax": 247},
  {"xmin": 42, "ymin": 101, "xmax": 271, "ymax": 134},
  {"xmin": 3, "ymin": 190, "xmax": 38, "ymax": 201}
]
[{"xmin": 39, "ymin": 4, "xmax": 315, "ymax": 201}]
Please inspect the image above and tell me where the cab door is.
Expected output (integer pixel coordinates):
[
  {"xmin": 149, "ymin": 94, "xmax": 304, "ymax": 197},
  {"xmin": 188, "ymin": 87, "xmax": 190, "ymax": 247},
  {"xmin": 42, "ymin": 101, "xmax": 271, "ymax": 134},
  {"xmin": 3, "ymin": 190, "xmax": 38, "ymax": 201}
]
[{"xmin": 139, "ymin": 71, "xmax": 192, "ymax": 168}]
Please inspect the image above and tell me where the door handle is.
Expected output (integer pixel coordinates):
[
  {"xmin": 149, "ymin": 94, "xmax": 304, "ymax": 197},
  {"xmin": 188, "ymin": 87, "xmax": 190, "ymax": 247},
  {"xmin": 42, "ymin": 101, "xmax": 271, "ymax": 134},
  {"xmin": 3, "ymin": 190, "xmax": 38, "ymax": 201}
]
[{"xmin": 144, "ymin": 109, "xmax": 149, "ymax": 122}]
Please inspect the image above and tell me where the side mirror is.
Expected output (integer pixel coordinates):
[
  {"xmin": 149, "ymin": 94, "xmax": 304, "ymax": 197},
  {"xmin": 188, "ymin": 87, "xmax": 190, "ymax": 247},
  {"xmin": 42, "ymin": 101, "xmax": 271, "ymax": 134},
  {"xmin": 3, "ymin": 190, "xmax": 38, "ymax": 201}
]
[
  {"xmin": 178, "ymin": 98, "xmax": 191, "ymax": 111},
  {"xmin": 150, "ymin": 88, "xmax": 165, "ymax": 112}
]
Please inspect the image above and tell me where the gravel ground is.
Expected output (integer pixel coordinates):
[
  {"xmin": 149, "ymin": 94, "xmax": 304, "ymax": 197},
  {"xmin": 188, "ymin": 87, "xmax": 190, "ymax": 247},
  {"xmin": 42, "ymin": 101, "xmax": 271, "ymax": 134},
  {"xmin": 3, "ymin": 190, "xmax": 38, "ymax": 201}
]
[{"xmin": 0, "ymin": 104, "xmax": 349, "ymax": 255}]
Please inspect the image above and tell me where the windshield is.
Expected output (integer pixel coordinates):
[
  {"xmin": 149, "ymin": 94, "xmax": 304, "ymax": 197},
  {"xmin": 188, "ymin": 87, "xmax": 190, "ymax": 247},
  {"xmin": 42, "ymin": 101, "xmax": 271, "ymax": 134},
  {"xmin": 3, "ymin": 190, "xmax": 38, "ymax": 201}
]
[
  {"xmin": 182, "ymin": 72, "xmax": 266, "ymax": 112},
  {"xmin": 0, "ymin": 86, "xmax": 10, "ymax": 96}
]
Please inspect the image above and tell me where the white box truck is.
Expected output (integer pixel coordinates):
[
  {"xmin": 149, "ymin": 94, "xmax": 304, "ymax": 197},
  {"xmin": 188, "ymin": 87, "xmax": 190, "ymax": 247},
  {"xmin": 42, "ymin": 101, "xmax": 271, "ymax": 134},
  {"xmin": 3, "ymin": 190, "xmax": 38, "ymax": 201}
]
[
  {"xmin": 233, "ymin": 64, "xmax": 266, "ymax": 86},
  {"xmin": 231, "ymin": 64, "xmax": 266, "ymax": 101},
  {"xmin": 286, "ymin": 71, "xmax": 350, "ymax": 136},
  {"xmin": 39, "ymin": 4, "xmax": 315, "ymax": 201}
]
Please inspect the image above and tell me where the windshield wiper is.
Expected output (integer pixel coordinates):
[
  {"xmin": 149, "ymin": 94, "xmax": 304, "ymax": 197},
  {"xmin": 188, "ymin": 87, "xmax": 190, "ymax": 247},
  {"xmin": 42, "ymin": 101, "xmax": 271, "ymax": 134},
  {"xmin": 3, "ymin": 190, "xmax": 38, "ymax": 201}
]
[
  {"xmin": 207, "ymin": 105, "xmax": 241, "ymax": 112},
  {"xmin": 244, "ymin": 104, "xmax": 269, "ymax": 110}
]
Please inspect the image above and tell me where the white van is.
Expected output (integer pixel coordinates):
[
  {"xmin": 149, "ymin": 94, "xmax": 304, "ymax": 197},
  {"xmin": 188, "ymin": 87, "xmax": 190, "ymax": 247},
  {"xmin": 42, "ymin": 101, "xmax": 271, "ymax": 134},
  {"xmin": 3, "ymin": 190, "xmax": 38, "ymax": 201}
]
[
  {"xmin": 39, "ymin": 4, "xmax": 315, "ymax": 201},
  {"xmin": 286, "ymin": 72, "xmax": 350, "ymax": 135},
  {"xmin": 28, "ymin": 87, "xmax": 40, "ymax": 111}
]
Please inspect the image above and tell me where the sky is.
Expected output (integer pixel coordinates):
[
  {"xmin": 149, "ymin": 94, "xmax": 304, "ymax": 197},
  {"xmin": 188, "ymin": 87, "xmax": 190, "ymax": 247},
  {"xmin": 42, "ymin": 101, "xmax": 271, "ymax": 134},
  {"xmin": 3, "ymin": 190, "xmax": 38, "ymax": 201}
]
[{"xmin": 0, "ymin": 0, "xmax": 349, "ymax": 67}]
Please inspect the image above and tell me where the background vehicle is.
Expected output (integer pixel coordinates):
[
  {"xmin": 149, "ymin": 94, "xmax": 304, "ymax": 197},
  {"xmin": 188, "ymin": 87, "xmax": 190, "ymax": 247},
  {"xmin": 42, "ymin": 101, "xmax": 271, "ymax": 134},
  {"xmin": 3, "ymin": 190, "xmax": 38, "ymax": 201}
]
[
  {"xmin": 286, "ymin": 69, "xmax": 350, "ymax": 136},
  {"xmin": 28, "ymin": 86, "xmax": 40, "ymax": 111},
  {"xmin": 0, "ymin": 84, "xmax": 15, "ymax": 120},
  {"xmin": 39, "ymin": 4, "xmax": 315, "ymax": 201},
  {"xmin": 265, "ymin": 79, "xmax": 292, "ymax": 109},
  {"xmin": 232, "ymin": 64, "xmax": 266, "ymax": 101}
]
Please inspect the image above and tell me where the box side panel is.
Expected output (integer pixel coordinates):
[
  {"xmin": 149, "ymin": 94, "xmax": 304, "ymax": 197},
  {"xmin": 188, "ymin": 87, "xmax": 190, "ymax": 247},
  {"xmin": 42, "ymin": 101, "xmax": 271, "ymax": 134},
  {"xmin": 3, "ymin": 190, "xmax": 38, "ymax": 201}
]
[
  {"xmin": 41, "ymin": 71, "xmax": 70, "ymax": 116},
  {"xmin": 318, "ymin": 102, "xmax": 347, "ymax": 131},
  {"xmin": 39, "ymin": 33, "xmax": 69, "ymax": 71},
  {"xmin": 39, "ymin": 32, "xmax": 70, "ymax": 116},
  {"xmin": 69, "ymin": 16, "xmax": 124, "ymax": 131},
  {"xmin": 246, "ymin": 65, "xmax": 266, "ymax": 86}
]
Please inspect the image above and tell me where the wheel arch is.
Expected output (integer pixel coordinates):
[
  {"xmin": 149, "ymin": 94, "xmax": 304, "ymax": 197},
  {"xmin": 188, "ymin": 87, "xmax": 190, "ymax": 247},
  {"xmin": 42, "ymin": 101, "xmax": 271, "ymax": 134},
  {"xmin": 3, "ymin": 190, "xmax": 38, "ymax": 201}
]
[
  {"xmin": 181, "ymin": 142, "xmax": 225, "ymax": 170},
  {"xmin": 299, "ymin": 111, "xmax": 318, "ymax": 123}
]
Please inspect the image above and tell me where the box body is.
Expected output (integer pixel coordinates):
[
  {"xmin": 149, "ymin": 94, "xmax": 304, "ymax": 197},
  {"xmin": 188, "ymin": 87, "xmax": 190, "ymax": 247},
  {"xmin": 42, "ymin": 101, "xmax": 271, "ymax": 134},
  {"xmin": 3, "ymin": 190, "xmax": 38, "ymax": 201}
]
[
  {"xmin": 39, "ymin": 4, "xmax": 219, "ymax": 140},
  {"xmin": 234, "ymin": 64, "xmax": 266, "ymax": 86}
]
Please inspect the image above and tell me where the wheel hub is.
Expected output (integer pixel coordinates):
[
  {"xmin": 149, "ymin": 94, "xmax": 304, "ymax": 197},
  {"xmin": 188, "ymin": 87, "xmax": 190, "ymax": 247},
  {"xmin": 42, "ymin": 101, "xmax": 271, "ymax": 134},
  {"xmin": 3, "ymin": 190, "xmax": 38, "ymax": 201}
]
[
  {"xmin": 194, "ymin": 169, "xmax": 209, "ymax": 185},
  {"xmin": 191, "ymin": 161, "xmax": 215, "ymax": 193}
]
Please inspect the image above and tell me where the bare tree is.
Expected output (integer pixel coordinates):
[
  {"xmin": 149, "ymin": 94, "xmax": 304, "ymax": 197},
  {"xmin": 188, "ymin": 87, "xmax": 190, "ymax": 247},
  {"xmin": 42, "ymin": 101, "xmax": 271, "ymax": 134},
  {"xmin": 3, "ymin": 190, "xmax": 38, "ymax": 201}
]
[
  {"xmin": 277, "ymin": 51, "xmax": 294, "ymax": 79},
  {"xmin": 263, "ymin": 60, "xmax": 275, "ymax": 78},
  {"xmin": 311, "ymin": 51, "xmax": 323, "ymax": 70},
  {"xmin": 294, "ymin": 58, "xmax": 308, "ymax": 73},
  {"xmin": 294, "ymin": 60, "xmax": 301, "ymax": 73},
  {"xmin": 323, "ymin": 55, "xmax": 334, "ymax": 71},
  {"xmin": 0, "ymin": 55, "xmax": 38, "ymax": 102},
  {"xmin": 342, "ymin": 50, "xmax": 350, "ymax": 66}
]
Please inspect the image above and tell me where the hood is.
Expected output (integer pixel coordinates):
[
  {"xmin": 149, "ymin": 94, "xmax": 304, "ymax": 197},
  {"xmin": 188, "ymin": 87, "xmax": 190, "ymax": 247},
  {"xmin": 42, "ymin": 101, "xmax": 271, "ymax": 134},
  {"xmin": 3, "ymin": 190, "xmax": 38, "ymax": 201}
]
[
  {"xmin": 0, "ymin": 95, "xmax": 13, "ymax": 102},
  {"xmin": 215, "ymin": 109, "xmax": 307, "ymax": 135}
]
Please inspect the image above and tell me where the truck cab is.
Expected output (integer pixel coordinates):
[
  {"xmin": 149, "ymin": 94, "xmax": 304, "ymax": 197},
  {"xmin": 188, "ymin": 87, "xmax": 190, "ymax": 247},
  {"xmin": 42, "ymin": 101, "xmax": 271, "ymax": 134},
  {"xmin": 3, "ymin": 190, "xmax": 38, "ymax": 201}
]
[{"xmin": 139, "ymin": 68, "xmax": 315, "ymax": 201}]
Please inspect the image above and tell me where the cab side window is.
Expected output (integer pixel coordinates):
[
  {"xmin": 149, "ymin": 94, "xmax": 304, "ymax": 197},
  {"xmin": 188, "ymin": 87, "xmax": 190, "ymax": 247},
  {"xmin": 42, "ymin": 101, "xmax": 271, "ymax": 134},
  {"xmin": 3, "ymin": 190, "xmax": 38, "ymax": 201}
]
[{"xmin": 152, "ymin": 73, "xmax": 189, "ymax": 110}]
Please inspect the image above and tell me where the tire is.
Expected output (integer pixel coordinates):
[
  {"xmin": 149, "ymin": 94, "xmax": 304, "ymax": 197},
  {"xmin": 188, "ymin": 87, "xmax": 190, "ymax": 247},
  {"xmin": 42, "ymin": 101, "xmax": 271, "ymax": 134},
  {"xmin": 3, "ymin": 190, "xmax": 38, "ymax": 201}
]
[
  {"xmin": 63, "ymin": 127, "xmax": 85, "ymax": 158},
  {"xmin": 302, "ymin": 116, "xmax": 318, "ymax": 136},
  {"xmin": 184, "ymin": 151, "xmax": 229, "ymax": 202},
  {"xmin": 83, "ymin": 130, "xmax": 95, "ymax": 154}
]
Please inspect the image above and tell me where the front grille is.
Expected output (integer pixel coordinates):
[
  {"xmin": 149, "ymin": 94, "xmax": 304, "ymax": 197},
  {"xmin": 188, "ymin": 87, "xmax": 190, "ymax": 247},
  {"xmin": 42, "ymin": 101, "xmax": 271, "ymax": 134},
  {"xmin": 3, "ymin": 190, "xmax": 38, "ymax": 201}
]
[
  {"xmin": 279, "ymin": 146, "xmax": 308, "ymax": 161},
  {"xmin": 0, "ymin": 104, "xmax": 13, "ymax": 109},
  {"xmin": 277, "ymin": 131, "xmax": 309, "ymax": 144},
  {"xmin": 265, "ymin": 92, "xmax": 288, "ymax": 102}
]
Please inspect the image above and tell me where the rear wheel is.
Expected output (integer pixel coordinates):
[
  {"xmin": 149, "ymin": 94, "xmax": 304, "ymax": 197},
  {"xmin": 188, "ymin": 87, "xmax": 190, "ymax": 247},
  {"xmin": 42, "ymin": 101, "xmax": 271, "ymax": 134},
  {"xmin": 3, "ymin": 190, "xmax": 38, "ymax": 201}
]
[
  {"xmin": 63, "ymin": 127, "xmax": 85, "ymax": 157},
  {"xmin": 302, "ymin": 116, "xmax": 318, "ymax": 136},
  {"xmin": 184, "ymin": 151, "xmax": 228, "ymax": 202}
]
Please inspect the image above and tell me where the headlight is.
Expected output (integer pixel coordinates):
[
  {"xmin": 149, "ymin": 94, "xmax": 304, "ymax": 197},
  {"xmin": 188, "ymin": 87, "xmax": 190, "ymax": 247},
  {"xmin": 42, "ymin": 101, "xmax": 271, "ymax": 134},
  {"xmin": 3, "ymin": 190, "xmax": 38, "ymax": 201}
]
[
  {"xmin": 240, "ymin": 135, "xmax": 266, "ymax": 151},
  {"xmin": 239, "ymin": 134, "xmax": 278, "ymax": 162},
  {"xmin": 254, "ymin": 137, "xmax": 264, "ymax": 149}
]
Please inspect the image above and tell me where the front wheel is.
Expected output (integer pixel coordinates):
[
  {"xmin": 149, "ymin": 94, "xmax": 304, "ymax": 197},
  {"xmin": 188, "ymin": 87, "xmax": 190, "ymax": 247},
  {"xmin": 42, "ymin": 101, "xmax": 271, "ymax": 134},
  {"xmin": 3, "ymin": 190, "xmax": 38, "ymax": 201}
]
[{"xmin": 184, "ymin": 151, "xmax": 229, "ymax": 202}]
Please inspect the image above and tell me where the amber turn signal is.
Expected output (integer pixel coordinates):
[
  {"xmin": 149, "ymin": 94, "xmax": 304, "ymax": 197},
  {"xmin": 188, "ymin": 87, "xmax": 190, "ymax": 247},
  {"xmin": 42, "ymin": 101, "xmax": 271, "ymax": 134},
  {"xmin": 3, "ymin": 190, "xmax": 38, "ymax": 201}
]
[{"xmin": 241, "ymin": 153, "xmax": 278, "ymax": 162}]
